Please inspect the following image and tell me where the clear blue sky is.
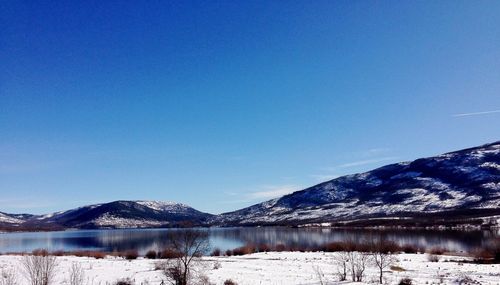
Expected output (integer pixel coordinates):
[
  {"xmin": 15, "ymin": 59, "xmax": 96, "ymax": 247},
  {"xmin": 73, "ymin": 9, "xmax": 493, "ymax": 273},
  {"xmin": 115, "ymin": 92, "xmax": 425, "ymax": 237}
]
[{"xmin": 1, "ymin": 1, "xmax": 499, "ymax": 215}]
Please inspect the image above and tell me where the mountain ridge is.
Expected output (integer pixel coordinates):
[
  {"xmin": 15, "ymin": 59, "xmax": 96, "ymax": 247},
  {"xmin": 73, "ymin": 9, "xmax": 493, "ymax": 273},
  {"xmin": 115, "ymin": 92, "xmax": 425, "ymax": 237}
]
[
  {"xmin": 214, "ymin": 141, "xmax": 500, "ymax": 226},
  {"xmin": 1, "ymin": 141, "xmax": 499, "ymax": 230},
  {"xmin": 0, "ymin": 200, "xmax": 214, "ymax": 230}
]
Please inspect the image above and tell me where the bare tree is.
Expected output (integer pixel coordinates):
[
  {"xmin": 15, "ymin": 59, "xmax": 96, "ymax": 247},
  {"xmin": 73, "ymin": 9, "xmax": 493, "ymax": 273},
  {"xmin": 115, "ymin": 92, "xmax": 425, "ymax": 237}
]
[
  {"xmin": 352, "ymin": 252, "xmax": 370, "ymax": 282},
  {"xmin": 333, "ymin": 251, "xmax": 349, "ymax": 281},
  {"xmin": 159, "ymin": 229, "xmax": 210, "ymax": 285},
  {"xmin": 68, "ymin": 262, "xmax": 85, "ymax": 285},
  {"xmin": 348, "ymin": 252, "xmax": 356, "ymax": 282},
  {"xmin": 312, "ymin": 265, "xmax": 325, "ymax": 285},
  {"xmin": 371, "ymin": 239, "xmax": 397, "ymax": 284},
  {"xmin": 21, "ymin": 249, "xmax": 59, "ymax": 285},
  {"xmin": 0, "ymin": 269, "xmax": 18, "ymax": 285},
  {"xmin": 345, "ymin": 251, "xmax": 370, "ymax": 282}
]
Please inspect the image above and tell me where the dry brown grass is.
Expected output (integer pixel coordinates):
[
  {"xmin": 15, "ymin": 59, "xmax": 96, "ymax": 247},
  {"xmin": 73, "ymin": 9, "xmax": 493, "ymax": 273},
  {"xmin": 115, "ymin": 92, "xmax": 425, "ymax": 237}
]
[{"xmin": 72, "ymin": 250, "xmax": 106, "ymax": 259}]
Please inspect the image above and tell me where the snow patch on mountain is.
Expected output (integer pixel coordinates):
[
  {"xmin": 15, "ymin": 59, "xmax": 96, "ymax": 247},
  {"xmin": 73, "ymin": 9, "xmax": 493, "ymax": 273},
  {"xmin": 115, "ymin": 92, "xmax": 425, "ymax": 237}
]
[
  {"xmin": 92, "ymin": 213, "xmax": 163, "ymax": 228},
  {"xmin": 0, "ymin": 213, "xmax": 24, "ymax": 224},
  {"xmin": 483, "ymin": 182, "xmax": 500, "ymax": 191},
  {"xmin": 481, "ymin": 162, "xmax": 500, "ymax": 170},
  {"xmin": 216, "ymin": 141, "xmax": 500, "ymax": 225},
  {"xmin": 135, "ymin": 200, "xmax": 191, "ymax": 213}
]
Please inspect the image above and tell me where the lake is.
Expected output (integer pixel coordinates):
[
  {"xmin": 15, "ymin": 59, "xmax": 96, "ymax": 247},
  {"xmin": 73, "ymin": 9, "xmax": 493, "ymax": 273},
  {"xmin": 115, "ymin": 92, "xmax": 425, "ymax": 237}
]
[{"xmin": 0, "ymin": 227, "xmax": 497, "ymax": 254}]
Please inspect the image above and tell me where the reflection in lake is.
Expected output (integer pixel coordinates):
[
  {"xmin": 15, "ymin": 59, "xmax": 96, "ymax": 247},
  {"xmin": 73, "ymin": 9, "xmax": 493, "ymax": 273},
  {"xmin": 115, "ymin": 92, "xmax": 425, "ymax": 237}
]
[{"xmin": 0, "ymin": 227, "xmax": 497, "ymax": 254}]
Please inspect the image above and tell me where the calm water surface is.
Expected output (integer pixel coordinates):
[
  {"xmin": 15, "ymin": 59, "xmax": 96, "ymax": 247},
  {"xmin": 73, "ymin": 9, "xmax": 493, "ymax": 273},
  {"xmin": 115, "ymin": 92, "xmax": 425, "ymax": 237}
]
[{"xmin": 0, "ymin": 227, "xmax": 497, "ymax": 254}]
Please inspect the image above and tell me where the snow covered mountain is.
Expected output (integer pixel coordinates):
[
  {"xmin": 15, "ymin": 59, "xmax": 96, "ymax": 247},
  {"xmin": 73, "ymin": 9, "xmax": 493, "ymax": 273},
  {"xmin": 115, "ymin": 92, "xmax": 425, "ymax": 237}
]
[
  {"xmin": 0, "ymin": 201, "xmax": 213, "ymax": 230},
  {"xmin": 1, "ymin": 141, "xmax": 499, "ymax": 230},
  {"xmin": 215, "ymin": 141, "xmax": 500, "ymax": 226},
  {"xmin": 0, "ymin": 212, "xmax": 27, "ymax": 224}
]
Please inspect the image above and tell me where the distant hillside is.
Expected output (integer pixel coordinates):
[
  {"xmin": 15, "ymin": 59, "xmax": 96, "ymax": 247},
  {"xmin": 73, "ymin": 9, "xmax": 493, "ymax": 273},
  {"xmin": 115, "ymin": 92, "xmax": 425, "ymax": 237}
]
[
  {"xmin": 214, "ymin": 141, "xmax": 500, "ymax": 226},
  {"xmin": 1, "ymin": 141, "xmax": 499, "ymax": 231},
  {"xmin": 0, "ymin": 201, "xmax": 214, "ymax": 230}
]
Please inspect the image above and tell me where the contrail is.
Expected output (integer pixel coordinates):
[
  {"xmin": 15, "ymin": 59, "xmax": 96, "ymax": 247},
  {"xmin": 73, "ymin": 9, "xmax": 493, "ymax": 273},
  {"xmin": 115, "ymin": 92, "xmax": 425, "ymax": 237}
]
[{"xmin": 452, "ymin": 109, "xmax": 500, "ymax": 117}]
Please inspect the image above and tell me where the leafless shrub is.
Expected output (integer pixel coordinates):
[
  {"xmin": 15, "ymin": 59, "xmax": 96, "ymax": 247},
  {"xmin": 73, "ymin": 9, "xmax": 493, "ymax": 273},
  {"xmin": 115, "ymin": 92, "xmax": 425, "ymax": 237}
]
[
  {"xmin": 159, "ymin": 248, "xmax": 183, "ymax": 259},
  {"xmin": 158, "ymin": 229, "xmax": 210, "ymax": 285},
  {"xmin": 398, "ymin": 277, "xmax": 412, "ymax": 285},
  {"xmin": 333, "ymin": 251, "xmax": 349, "ymax": 281},
  {"xmin": 145, "ymin": 250, "xmax": 158, "ymax": 259},
  {"xmin": 472, "ymin": 248, "xmax": 493, "ymax": 262},
  {"xmin": 232, "ymin": 245, "xmax": 256, "ymax": 256},
  {"xmin": 371, "ymin": 239, "xmax": 397, "ymax": 284},
  {"xmin": 435, "ymin": 268, "xmax": 444, "ymax": 284},
  {"xmin": 210, "ymin": 248, "xmax": 221, "ymax": 256},
  {"xmin": 224, "ymin": 250, "xmax": 233, "ymax": 256},
  {"xmin": 374, "ymin": 240, "xmax": 401, "ymax": 254},
  {"xmin": 124, "ymin": 250, "xmax": 138, "ymax": 260},
  {"xmin": 491, "ymin": 238, "xmax": 500, "ymax": 262},
  {"xmin": 429, "ymin": 247, "xmax": 446, "ymax": 255},
  {"xmin": 401, "ymin": 244, "xmax": 419, "ymax": 254},
  {"xmin": 473, "ymin": 238, "xmax": 500, "ymax": 263},
  {"xmin": 323, "ymin": 242, "xmax": 347, "ymax": 252},
  {"xmin": 68, "ymin": 262, "xmax": 85, "ymax": 285},
  {"xmin": 72, "ymin": 251, "xmax": 106, "ymax": 259},
  {"xmin": 288, "ymin": 244, "xmax": 309, "ymax": 252},
  {"xmin": 114, "ymin": 278, "xmax": 133, "ymax": 285},
  {"xmin": 31, "ymin": 249, "xmax": 50, "ymax": 256},
  {"xmin": 21, "ymin": 249, "xmax": 59, "ymax": 285},
  {"xmin": 51, "ymin": 250, "xmax": 65, "ymax": 256},
  {"xmin": 0, "ymin": 269, "xmax": 17, "ymax": 285},
  {"xmin": 312, "ymin": 265, "xmax": 325, "ymax": 285},
  {"xmin": 223, "ymin": 279, "xmax": 237, "ymax": 285},
  {"xmin": 324, "ymin": 247, "xmax": 370, "ymax": 283},
  {"xmin": 213, "ymin": 260, "xmax": 221, "ymax": 270},
  {"xmin": 154, "ymin": 261, "xmax": 164, "ymax": 271},
  {"xmin": 428, "ymin": 254, "xmax": 440, "ymax": 262},
  {"xmin": 344, "ymin": 250, "xmax": 368, "ymax": 282},
  {"xmin": 257, "ymin": 243, "xmax": 270, "ymax": 252},
  {"xmin": 274, "ymin": 244, "xmax": 286, "ymax": 252},
  {"xmin": 159, "ymin": 259, "xmax": 183, "ymax": 284},
  {"xmin": 456, "ymin": 273, "xmax": 478, "ymax": 285},
  {"xmin": 90, "ymin": 251, "xmax": 106, "ymax": 259},
  {"xmin": 195, "ymin": 274, "xmax": 213, "ymax": 285},
  {"xmin": 351, "ymin": 252, "xmax": 370, "ymax": 282}
]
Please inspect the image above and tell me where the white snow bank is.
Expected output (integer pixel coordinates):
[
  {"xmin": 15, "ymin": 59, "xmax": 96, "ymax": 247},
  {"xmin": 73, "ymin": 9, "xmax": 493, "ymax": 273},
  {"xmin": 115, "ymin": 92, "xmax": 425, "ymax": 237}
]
[{"xmin": 0, "ymin": 252, "xmax": 498, "ymax": 285}]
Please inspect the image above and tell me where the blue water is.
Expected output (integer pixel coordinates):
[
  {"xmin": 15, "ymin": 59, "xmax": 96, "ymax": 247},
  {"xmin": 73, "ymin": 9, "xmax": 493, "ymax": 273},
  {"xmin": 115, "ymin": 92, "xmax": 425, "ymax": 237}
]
[{"xmin": 0, "ymin": 227, "xmax": 496, "ymax": 254}]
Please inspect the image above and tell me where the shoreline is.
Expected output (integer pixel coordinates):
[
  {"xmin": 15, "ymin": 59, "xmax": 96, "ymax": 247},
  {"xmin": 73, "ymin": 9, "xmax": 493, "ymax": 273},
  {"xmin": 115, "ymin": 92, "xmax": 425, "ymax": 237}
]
[{"xmin": 1, "ymin": 223, "xmax": 499, "ymax": 234}]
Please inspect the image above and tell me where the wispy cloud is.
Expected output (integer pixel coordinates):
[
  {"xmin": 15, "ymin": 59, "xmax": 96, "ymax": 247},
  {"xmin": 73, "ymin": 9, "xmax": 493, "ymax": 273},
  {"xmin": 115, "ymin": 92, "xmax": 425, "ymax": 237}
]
[
  {"xmin": 336, "ymin": 156, "xmax": 399, "ymax": 169},
  {"xmin": 309, "ymin": 174, "xmax": 340, "ymax": 182},
  {"xmin": 222, "ymin": 184, "xmax": 300, "ymax": 204},
  {"xmin": 310, "ymin": 147, "xmax": 397, "ymax": 183},
  {"xmin": 452, "ymin": 109, "xmax": 500, "ymax": 117},
  {"xmin": 247, "ymin": 185, "xmax": 299, "ymax": 199},
  {"xmin": 359, "ymin": 147, "xmax": 392, "ymax": 157}
]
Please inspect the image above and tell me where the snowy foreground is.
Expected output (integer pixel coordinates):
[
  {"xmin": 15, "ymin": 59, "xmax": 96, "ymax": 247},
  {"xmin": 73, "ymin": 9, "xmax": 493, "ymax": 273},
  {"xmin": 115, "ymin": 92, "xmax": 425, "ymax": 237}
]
[{"xmin": 1, "ymin": 252, "xmax": 499, "ymax": 285}]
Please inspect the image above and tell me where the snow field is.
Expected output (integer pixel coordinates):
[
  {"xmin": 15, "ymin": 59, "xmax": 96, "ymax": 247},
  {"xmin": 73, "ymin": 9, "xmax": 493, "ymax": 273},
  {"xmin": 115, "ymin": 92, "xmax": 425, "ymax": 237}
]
[{"xmin": 0, "ymin": 252, "xmax": 499, "ymax": 285}]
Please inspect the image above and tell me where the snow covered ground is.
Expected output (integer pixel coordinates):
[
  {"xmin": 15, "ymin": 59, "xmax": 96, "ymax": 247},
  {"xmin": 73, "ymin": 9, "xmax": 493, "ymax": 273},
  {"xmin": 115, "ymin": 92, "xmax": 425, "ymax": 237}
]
[{"xmin": 0, "ymin": 252, "xmax": 499, "ymax": 285}]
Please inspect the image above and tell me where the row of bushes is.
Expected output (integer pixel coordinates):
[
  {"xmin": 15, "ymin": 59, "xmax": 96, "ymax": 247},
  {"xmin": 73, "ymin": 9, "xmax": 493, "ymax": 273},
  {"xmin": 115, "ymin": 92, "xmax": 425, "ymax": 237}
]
[
  {"xmin": 11, "ymin": 238, "xmax": 500, "ymax": 263},
  {"xmin": 472, "ymin": 242, "xmax": 500, "ymax": 263},
  {"xmin": 209, "ymin": 241, "xmax": 440, "ymax": 257},
  {"xmin": 10, "ymin": 248, "xmax": 181, "ymax": 260},
  {"xmin": 145, "ymin": 248, "xmax": 183, "ymax": 259},
  {"xmin": 32, "ymin": 249, "xmax": 138, "ymax": 260},
  {"xmin": 216, "ymin": 239, "xmax": 500, "ymax": 263}
]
